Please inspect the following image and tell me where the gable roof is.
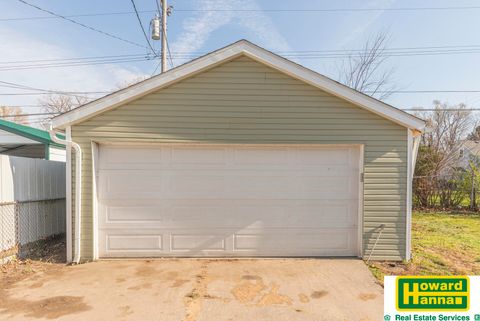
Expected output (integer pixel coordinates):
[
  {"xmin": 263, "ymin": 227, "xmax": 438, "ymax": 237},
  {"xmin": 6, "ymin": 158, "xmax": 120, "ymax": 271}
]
[
  {"xmin": 52, "ymin": 40, "xmax": 425, "ymax": 131},
  {"xmin": 0, "ymin": 119, "xmax": 65, "ymax": 147}
]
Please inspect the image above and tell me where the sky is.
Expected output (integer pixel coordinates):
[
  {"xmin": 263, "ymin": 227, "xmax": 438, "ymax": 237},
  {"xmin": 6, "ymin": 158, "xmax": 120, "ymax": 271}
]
[{"xmin": 1, "ymin": 0, "xmax": 480, "ymax": 126}]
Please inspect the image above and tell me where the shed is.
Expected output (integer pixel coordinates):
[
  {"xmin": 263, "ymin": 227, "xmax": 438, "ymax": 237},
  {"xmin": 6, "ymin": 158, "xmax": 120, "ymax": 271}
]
[
  {"xmin": 52, "ymin": 40, "xmax": 425, "ymax": 262},
  {"xmin": 0, "ymin": 119, "xmax": 65, "ymax": 161}
]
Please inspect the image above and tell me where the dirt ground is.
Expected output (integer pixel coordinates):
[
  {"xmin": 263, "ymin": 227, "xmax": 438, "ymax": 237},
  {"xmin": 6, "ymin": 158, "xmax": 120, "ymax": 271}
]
[{"xmin": 0, "ymin": 240, "xmax": 383, "ymax": 321}]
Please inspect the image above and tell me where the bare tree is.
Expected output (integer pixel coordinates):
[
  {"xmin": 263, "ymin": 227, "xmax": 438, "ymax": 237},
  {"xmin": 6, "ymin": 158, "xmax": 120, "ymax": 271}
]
[
  {"xmin": 416, "ymin": 101, "xmax": 472, "ymax": 172},
  {"xmin": 467, "ymin": 122, "xmax": 480, "ymax": 141},
  {"xmin": 413, "ymin": 101, "xmax": 473, "ymax": 208},
  {"xmin": 38, "ymin": 94, "xmax": 89, "ymax": 115},
  {"xmin": 37, "ymin": 76, "xmax": 146, "ymax": 128},
  {"xmin": 0, "ymin": 106, "xmax": 28, "ymax": 124},
  {"xmin": 37, "ymin": 94, "xmax": 90, "ymax": 128},
  {"xmin": 338, "ymin": 31, "xmax": 395, "ymax": 100}
]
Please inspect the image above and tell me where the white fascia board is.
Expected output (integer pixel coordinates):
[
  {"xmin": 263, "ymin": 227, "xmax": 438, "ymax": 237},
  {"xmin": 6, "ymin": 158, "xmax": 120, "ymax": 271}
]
[{"xmin": 52, "ymin": 40, "xmax": 425, "ymax": 131}]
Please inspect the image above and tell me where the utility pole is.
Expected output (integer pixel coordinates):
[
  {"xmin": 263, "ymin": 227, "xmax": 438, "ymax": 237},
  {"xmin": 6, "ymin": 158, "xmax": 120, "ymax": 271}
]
[
  {"xmin": 161, "ymin": 0, "xmax": 167, "ymax": 73},
  {"xmin": 152, "ymin": 0, "xmax": 171, "ymax": 74}
]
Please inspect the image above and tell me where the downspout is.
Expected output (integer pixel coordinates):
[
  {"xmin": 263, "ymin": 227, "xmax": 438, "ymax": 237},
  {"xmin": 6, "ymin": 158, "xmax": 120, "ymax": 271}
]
[
  {"xmin": 49, "ymin": 126, "xmax": 82, "ymax": 264},
  {"xmin": 412, "ymin": 133, "xmax": 421, "ymax": 171}
]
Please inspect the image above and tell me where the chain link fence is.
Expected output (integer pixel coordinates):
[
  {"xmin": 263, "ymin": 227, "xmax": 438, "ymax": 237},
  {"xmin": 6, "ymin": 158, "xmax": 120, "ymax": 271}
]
[{"xmin": 0, "ymin": 198, "xmax": 65, "ymax": 259}]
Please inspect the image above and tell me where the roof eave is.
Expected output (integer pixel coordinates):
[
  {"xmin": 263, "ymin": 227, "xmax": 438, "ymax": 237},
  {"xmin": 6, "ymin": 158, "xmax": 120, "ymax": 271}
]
[{"xmin": 0, "ymin": 123, "xmax": 50, "ymax": 145}]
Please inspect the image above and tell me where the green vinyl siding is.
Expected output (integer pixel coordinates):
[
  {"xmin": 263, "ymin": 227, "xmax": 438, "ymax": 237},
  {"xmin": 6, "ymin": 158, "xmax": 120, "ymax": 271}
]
[{"xmin": 71, "ymin": 55, "xmax": 408, "ymax": 261}]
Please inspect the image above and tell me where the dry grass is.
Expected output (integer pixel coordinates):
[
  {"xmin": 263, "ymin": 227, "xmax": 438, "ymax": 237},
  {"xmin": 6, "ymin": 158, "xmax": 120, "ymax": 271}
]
[{"xmin": 0, "ymin": 236, "xmax": 66, "ymax": 286}]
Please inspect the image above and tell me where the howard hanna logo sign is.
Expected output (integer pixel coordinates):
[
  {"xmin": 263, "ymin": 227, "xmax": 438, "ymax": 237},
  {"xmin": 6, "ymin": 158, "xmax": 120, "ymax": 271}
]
[
  {"xmin": 384, "ymin": 276, "xmax": 480, "ymax": 321},
  {"xmin": 396, "ymin": 276, "xmax": 469, "ymax": 311}
]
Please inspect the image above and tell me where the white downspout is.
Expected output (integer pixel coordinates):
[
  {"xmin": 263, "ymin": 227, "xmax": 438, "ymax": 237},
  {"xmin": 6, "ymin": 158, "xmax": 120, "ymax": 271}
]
[
  {"xmin": 412, "ymin": 135, "xmax": 421, "ymax": 170},
  {"xmin": 49, "ymin": 127, "xmax": 82, "ymax": 264}
]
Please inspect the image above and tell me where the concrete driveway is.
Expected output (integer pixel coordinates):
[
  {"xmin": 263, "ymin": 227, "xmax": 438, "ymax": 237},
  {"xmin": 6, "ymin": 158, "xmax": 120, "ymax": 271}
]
[{"xmin": 0, "ymin": 259, "xmax": 383, "ymax": 321}]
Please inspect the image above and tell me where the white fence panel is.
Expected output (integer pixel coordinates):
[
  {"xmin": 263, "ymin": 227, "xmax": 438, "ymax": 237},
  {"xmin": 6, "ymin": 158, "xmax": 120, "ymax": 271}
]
[
  {"xmin": 0, "ymin": 155, "xmax": 66, "ymax": 254},
  {"xmin": 1, "ymin": 155, "xmax": 65, "ymax": 202}
]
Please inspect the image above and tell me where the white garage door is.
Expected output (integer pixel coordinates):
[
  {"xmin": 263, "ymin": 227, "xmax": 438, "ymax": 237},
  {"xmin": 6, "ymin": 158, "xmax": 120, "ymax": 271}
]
[{"xmin": 97, "ymin": 144, "xmax": 360, "ymax": 257}]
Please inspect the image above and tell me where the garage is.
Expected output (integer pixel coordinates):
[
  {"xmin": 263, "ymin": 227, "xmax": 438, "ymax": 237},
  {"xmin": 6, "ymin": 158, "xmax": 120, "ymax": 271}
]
[
  {"xmin": 97, "ymin": 144, "xmax": 361, "ymax": 257},
  {"xmin": 52, "ymin": 40, "xmax": 425, "ymax": 262}
]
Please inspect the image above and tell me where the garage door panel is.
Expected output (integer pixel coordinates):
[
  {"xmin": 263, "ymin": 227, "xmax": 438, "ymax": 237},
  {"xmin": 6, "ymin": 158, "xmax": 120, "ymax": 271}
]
[
  {"xmin": 99, "ymin": 146, "xmax": 163, "ymax": 167},
  {"xmin": 298, "ymin": 177, "xmax": 357, "ymax": 197},
  {"xmin": 171, "ymin": 146, "xmax": 227, "ymax": 164},
  {"xmin": 233, "ymin": 230, "xmax": 356, "ymax": 252},
  {"xmin": 171, "ymin": 234, "xmax": 227, "ymax": 251},
  {"xmin": 291, "ymin": 148, "xmax": 352, "ymax": 166},
  {"xmin": 97, "ymin": 144, "xmax": 360, "ymax": 257},
  {"xmin": 232, "ymin": 148, "xmax": 289, "ymax": 165},
  {"xmin": 99, "ymin": 173, "xmax": 358, "ymax": 200},
  {"xmin": 99, "ymin": 173, "xmax": 165, "ymax": 199},
  {"xmin": 102, "ymin": 205, "xmax": 165, "ymax": 222},
  {"xmin": 99, "ymin": 145, "xmax": 357, "ymax": 171},
  {"xmin": 99, "ymin": 201, "xmax": 357, "ymax": 229},
  {"xmin": 106, "ymin": 234, "xmax": 163, "ymax": 251},
  {"xmin": 99, "ymin": 228, "xmax": 356, "ymax": 257}
]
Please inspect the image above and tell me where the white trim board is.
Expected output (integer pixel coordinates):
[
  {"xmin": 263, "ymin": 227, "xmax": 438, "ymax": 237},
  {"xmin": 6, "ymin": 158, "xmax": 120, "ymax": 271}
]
[
  {"xmin": 91, "ymin": 142, "xmax": 99, "ymax": 260},
  {"xmin": 52, "ymin": 40, "xmax": 425, "ymax": 131},
  {"xmin": 406, "ymin": 129, "xmax": 413, "ymax": 260},
  {"xmin": 358, "ymin": 144, "xmax": 365, "ymax": 258}
]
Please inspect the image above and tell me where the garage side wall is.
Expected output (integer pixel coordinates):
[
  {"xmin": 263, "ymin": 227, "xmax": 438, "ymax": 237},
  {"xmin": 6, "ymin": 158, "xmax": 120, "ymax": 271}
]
[{"xmin": 71, "ymin": 56, "xmax": 408, "ymax": 261}]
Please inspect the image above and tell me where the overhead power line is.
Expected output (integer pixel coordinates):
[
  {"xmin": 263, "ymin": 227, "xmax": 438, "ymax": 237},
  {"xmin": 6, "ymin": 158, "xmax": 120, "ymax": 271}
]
[
  {"xmin": 1, "ymin": 44, "xmax": 480, "ymax": 65},
  {"xmin": 368, "ymin": 90, "xmax": 480, "ymax": 94},
  {"xmin": 0, "ymin": 53, "xmax": 151, "ymax": 65},
  {"xmin": 153, "ymin": 0, "xmax": 162, "ymax": 16},
  {"xmin": 151, "ymin": 0, "xmax": 172, "ymax": 76},
  {"xmin": 0, "ymin": 112, "xmax": 59, "ymax": 118},
  {"xmin": 129, "ymin": 0, "xmax": 158, "ymax": 56},
  {"xmin": 0, "ymin": 105, "xmax": 43, "ymax": 108},
  {"xmin": 3, "ymin": 5, "xmax": 480, "ymax": 21},
  {"xmin": 0, "ymin": 79, "xmax": 109, "ymax": 97},
  {"xmin": 0, "ymin": 44, "xmax": 480, "ymax": 72},
  {"xmin": 161, "ymin": 46, "xmax": 480, "ymax": 58},
  {"xmin": 162, "ymin": 22, "xmax": 174, "ymax": 69},
  {"xmin": 0, "ymin": 80, "xmax": 107, "ymax": 95},
  {"xmin": 0, "ymin": 92, "xmax": 106, "ymax": 96},
  {"xmin": 0, "ymin": 56, "xmax": 155, "ymax": 71},
  {"xmin": 174, "ymin": 6, "xmax": 480, "ymax": 12},
  {"xmin": 0, "ymin": 48, "xmax": 479, "ymax": 72},
  {"xmin": 0, "ymin": 93, "xmax": 94, "ymax": 96},
  {"xmin": 2, "ymin": 77, "xmax": 480, "ymax": 97},
  {"xmin": 2, "ymin": 75, "xmax": 480, "ymax": 98},
  {"xmin": 157, "ymin": 0, "xmax": 174, "ymax": 69},
  {"xmin": 16, "ymin": 0, "xmax": 148, "ymax": 49},
  {"xmin": 404, "ymin": 109, "xmax": 480, "ymax": 112}
]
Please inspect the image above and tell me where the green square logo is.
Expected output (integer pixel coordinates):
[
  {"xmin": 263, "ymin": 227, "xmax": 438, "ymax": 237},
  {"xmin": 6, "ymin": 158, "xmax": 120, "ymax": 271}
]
[{"xmin": 396, "ymin": 276, "xmax": 469, "ymax": 311}]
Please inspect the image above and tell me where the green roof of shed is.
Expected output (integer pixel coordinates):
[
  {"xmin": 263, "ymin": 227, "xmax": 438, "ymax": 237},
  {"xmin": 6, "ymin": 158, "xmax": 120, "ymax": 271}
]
[{"xmin": 0, "ymin": 119, "xmax": 65, "ymax": 148}]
